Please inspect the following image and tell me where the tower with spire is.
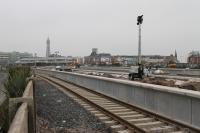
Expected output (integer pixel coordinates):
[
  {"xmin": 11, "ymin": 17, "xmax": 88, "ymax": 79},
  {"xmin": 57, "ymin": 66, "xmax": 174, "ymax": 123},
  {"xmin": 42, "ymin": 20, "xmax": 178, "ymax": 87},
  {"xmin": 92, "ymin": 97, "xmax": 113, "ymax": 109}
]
[
  {"xmin": 46, "ymin": 37, "xmax": 50, "ymax": 57},
  {"xmin": 175, "ymin": 50, "xmax": 177, "ymax": 59}
]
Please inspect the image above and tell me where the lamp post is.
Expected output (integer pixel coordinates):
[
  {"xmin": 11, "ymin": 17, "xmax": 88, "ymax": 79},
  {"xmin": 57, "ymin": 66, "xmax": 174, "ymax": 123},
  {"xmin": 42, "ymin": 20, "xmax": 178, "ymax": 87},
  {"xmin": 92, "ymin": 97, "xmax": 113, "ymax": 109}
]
[{"xmin": 137, "ymin": 15, "xmax": 143, "ymax": 65}]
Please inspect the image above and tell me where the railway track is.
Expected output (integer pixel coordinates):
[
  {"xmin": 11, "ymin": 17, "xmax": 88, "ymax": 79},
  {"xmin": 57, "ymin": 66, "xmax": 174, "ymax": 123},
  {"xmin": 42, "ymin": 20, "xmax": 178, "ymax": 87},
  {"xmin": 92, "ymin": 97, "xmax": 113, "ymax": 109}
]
[{"xmin": 37, "ymin": 74, "xmax": 200, "ymax": 133}]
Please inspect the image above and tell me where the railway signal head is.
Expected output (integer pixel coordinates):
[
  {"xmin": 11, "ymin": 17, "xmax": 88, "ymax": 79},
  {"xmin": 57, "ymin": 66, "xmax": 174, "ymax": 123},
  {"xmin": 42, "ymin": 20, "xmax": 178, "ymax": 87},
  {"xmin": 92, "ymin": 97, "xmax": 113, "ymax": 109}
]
[{"xmin": 137, "ymin": 15, "xmax": 143, "ymax": 25}]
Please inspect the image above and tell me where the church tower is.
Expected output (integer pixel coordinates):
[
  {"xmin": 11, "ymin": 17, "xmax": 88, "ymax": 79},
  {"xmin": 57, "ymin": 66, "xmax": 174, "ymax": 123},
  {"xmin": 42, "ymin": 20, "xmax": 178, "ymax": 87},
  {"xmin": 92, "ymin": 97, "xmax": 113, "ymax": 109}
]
[{"xmin": 46, "ymin": 37, "xmax": 50, "ymax": 57}]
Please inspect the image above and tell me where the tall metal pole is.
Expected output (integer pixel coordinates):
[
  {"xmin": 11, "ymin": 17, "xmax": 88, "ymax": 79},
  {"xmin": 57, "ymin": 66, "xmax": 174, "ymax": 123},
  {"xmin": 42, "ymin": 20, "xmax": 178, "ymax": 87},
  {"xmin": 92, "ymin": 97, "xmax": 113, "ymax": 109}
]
[
  {"xmin": 198, "ymin": 52, "xmax": 199, "ymax": 66},
  {"xmin": 138, "ymin": 23, "xmax": 141, "ymax": 65},
  {"xmin": 34, "ymin": 53, "xmax": 36, "ymax": 67},
  {"xmin": 137, "ymin": 15, "xmax": 143, "ymax": 65}
]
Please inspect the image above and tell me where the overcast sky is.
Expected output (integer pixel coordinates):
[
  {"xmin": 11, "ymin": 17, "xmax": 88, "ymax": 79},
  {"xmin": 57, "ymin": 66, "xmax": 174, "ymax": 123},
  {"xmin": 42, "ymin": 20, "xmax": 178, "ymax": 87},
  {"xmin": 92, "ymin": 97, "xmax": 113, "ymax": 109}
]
[{"xmin": 0, "ymin": 0, "xmax": 199, "ymax": 61}]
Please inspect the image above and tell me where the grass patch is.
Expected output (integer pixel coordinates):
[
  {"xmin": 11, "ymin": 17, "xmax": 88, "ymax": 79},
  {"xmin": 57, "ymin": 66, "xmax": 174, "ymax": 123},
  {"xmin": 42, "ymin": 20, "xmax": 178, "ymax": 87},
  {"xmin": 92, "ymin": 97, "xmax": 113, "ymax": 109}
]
[
  {"xmin": 4, "ymin": 66, "xmax": 30, "ymax": 98},
  {"xmin": 0, "ymin": 66, "xmax": 31, "ymax": 132}
]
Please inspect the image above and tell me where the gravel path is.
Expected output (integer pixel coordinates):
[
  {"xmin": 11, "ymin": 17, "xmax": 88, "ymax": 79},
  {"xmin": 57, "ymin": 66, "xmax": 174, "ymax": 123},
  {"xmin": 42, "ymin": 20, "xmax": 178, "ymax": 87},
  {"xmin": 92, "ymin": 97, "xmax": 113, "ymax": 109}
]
[{"xmin": 35, "ymin": 79, "xmax": 112, "ymax": 133}]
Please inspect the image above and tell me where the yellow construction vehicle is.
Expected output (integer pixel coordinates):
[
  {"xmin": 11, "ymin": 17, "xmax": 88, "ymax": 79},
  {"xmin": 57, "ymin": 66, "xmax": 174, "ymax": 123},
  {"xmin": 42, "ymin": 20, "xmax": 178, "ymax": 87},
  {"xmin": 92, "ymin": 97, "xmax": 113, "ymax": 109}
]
[{"xmin": 168, "ymin": 64, "xmax": 176, "ymax": 68}]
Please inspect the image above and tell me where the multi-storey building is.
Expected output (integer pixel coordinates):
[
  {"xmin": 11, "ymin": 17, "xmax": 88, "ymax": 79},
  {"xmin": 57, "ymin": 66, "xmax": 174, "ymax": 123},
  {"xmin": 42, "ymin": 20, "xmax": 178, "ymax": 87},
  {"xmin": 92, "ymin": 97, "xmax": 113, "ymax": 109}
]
[
  {"xmin": 0, "ymin": 52, "xmax": 9, "ymax": 65},
  {"xmin": 188, "ymin": 51, "xmax": 200, "ymax": 68},
  {"xmin": 112, "ymin": 56, "xmax": 138, "ymax": 66},
  {"xmin": 0, "ymin": 51, "xmax": 33, "ymax": 65}
]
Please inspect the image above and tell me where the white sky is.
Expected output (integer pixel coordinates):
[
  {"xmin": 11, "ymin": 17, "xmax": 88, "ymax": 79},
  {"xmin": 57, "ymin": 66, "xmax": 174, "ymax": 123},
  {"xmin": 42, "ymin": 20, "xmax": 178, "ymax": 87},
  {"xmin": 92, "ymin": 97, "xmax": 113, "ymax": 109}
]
[{"xmin": 0, "ymin": 0, "xmax": 200, "ymax": 62}]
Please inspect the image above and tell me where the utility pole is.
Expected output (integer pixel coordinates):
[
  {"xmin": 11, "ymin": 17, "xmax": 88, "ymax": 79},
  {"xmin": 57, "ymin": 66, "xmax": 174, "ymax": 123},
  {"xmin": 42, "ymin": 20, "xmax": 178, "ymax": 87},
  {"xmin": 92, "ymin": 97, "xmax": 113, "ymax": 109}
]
[
  {"xmin": 54, "ymin": 51, "xmax": 59, "ymax": 66},
  {"xmin": 137, "ymin": 15, "xmax": 143, "ymax": 65},
  {"xmin": 34, "ymin": 53, "xmax": 37, "ymax": 77},
  {"xmin": 198, "ymin": 52, "xmax": 199, "ymax": 67},
  {"xmin": 34, "ymin": 53, "xmax": 37, "ymax": 67}
]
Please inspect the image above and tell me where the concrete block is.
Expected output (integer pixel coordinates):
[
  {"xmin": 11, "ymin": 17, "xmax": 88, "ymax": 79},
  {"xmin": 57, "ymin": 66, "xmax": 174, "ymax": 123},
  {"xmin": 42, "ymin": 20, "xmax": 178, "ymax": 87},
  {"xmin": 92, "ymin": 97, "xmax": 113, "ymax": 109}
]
[
  {"xmin": 112, "ymin": 83, "xmax": 119, "ymax": 98},
  {"xmin": 99, "ymin": 80, "xmax": 114, "ymax": 97},
  {"xmin": 171, "ymin": 94, "xmax": 191, "ymax": 123},
  {"xmin": 157, "ymin": 92, "xmax": 172, "ymax": 117},
  {"xmin": 128, "ymin": 86, "xmax": 135, "ymax": 104},
  {"xmin": 192, "ymin": 98, "xmax": 200, "ymax": 127},
  {"xmin": 134, "ymin": 87, "xmax": 145, "ymax": 107},
  {"xmin": 118, "ymin": 84, "xmax": 132, "ymax": 103},
  {"xmin": 144, "ymin": 89, "xmax": 157, "ymax": 111}
]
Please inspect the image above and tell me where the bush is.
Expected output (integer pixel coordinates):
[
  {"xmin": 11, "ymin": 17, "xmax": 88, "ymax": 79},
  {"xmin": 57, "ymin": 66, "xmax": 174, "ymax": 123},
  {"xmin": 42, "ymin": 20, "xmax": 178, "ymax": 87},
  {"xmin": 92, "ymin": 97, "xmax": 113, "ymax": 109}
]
[{"xmin": 4, "ymin": 66, "xmax": 30, "ymax": 98}]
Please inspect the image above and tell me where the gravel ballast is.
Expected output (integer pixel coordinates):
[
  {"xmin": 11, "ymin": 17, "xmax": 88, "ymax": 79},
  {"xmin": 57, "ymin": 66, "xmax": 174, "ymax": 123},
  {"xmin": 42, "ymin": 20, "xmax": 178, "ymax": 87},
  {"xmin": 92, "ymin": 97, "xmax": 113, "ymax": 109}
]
[{"xmin": 35, "ymin": 79, "xmax": 111, "ymax": 133}]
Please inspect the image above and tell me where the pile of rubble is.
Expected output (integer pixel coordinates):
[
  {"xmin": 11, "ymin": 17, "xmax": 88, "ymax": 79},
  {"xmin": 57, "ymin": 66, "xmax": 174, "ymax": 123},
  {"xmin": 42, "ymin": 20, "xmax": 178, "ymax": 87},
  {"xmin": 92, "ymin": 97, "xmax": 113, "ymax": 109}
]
[
  {"xmin": 141, "ymin": 77, "xmax": 200, "ymax": 91},
  {"xmin": 87, "ymin": 72, "xmax": 128, "ymax": 79},
  {"xmin": 179, "ymin": 80, "xmax": 200, "ymax": 91}
]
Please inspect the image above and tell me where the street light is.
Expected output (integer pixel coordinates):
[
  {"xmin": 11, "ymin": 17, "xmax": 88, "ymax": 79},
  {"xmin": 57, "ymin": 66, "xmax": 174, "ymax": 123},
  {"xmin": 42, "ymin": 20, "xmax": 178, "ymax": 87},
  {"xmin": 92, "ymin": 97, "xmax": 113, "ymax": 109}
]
[
  {"xmin": 137, "ymin": 15, "xmax": 143, "ymax": 65},
  {"xmin": 137, "ymin": 15, "xmax": 143, "ymax": 25}
]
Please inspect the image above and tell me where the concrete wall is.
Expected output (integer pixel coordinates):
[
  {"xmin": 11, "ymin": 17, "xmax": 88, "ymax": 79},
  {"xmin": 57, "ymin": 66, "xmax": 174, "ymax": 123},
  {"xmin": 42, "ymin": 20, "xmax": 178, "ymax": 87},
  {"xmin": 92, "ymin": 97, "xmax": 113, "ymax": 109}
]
[
  {"xmin": 8, "ymin": 103, "xmax": 28, "ymax": 133},
  {"xmin": 8, "ymin": 80, "xmax": 34, "ymax": 133},
  {"xmin": 36, "ymin": 69, "xmax": 200, "ymax": 128}
]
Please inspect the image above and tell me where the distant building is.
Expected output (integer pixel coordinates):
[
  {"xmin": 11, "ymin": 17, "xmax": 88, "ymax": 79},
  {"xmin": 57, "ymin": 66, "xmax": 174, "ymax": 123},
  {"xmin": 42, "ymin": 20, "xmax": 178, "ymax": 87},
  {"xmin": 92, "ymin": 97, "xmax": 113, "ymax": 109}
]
[
  {"xmin": 187, "ymin": 51, "xmax": 200, "ymax": 68},
  {"xmin": 0, "ymin": 51, "xmax": 33, "ymax": 65},
  {"xmin": 11, "ymin": 52, "xmax": 32, "ymax": 62},
  {"xmin": 176, "ymin": 63, "xmax": 189, "ymax": 68},
  {"xmin": 142, "ymin": 55, "xmax": 165, "ymax": 64},
  {"xmin": 163, "ymin": 54, "xmax": 178, "ymax": 65},
  {"xmin": 112, "ymin": 56, "xmax": 138, "ymax": 66},
  {"xmin": 66, "ymin": 56, "xmax": 84, "ymax": 65},
  {"xmin": 85, "ymin": 48, "xmax": 179, "ymax": 67},
  {"xmin": 16, "ymin": 56, "xmax": 72, "ymax": 66},
  {"xmin": 0, "ymin": 52, "xmax": 9, "ymax": 65},
  {"xmin": 84, "ymin": 49, "xmax": 112, "ymax": 65},
  {"xmin": 112, "ymin": 55, "xmax": 168, "ymax": 66},
  {"xmin": 46, "ymin": 37, "xmax": 50, "ymax": 57},
  {"xmin": 97, "ymin": 53, "xmax": 112, "ymax": 65},
  {"xmin": 72, "ymin": 57, "xmax": 84, "ymax": 65}
]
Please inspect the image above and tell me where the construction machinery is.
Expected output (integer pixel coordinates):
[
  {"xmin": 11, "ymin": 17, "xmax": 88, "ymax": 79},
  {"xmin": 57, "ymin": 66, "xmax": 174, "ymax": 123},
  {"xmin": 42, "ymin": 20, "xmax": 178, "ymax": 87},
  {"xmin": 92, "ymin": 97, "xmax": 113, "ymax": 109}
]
[{"xmin": 128, "ymin": 65, "xmax": 144, "ymax": 80}]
